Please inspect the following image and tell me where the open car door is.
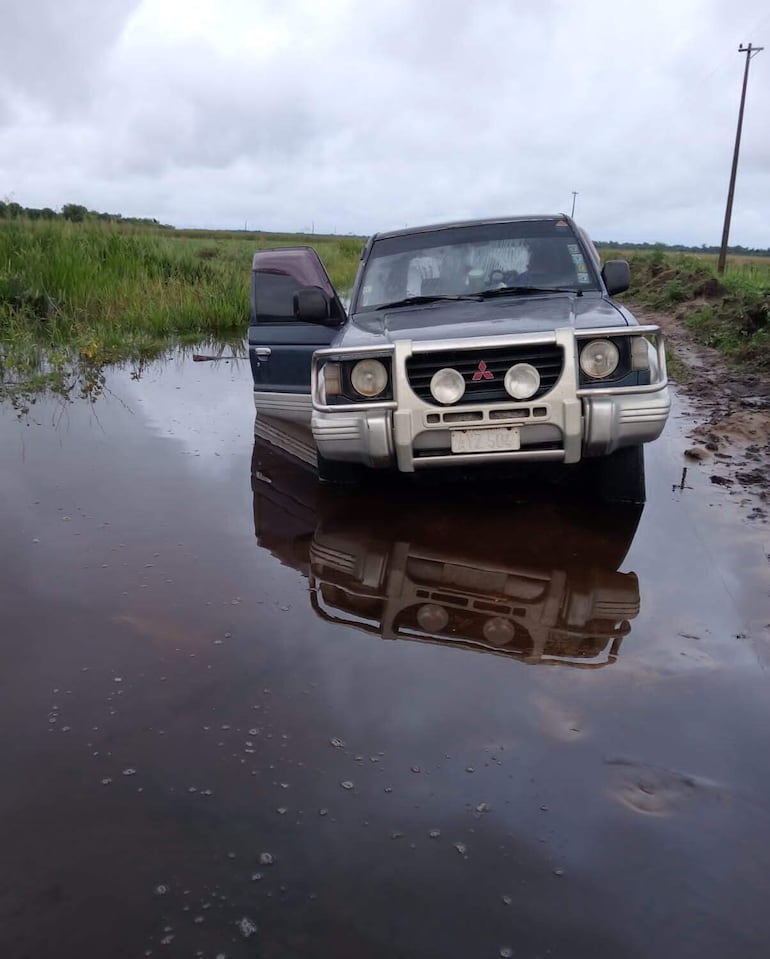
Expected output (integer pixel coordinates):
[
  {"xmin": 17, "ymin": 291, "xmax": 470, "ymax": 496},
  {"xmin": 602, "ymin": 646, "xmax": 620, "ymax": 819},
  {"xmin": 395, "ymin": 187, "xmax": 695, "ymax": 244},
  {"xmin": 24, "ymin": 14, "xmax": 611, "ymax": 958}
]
[{"xmin": 249, "ymin": 247, "xmax": 346, "ymax": 425}]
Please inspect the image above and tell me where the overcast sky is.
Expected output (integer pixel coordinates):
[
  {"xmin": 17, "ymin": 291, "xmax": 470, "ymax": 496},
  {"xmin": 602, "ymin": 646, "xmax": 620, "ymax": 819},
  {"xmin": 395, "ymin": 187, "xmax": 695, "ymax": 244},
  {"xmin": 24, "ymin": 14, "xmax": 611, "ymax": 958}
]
[{"xmin": 1, "ymin": 0, "xmax": 768, "ymax": 246}]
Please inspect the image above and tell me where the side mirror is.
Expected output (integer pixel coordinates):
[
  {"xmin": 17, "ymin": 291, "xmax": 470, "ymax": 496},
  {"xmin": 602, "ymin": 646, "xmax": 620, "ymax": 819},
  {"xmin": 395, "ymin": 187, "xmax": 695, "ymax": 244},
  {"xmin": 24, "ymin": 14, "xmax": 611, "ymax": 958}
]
[
  {"xmin": 602, "ymin": 260, "xmax": 630, "ymax": 295},
  {"xmin": 293, "ymin": 286, "xmax": 334, "ymax": 324}
]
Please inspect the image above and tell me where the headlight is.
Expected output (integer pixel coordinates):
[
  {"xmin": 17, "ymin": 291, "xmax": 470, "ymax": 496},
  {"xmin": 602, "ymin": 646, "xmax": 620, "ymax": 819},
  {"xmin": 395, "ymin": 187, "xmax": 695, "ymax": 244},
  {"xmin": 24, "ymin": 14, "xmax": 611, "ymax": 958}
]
[
  {"xmin": 350, "ymin": 359, "xmax": 388, "ymax": 397},
  {"xmin": 504, "ymin": 363, "xmax": 541, "ymax": 399},
  {"xmin": 580, "ymin": 339, "xmax": 619, "ymax": 379},
  {"xmin": 430, "ymin": 367, "xmax": 465, "ymax": 405}
]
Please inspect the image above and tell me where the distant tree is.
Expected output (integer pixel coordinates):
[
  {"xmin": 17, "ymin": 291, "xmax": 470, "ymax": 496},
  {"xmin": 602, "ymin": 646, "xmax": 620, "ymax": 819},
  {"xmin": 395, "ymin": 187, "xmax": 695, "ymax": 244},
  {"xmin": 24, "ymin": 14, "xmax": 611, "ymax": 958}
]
[{"xmin": 61, "ymin": 203, "xmax": 88, "ymax": 222}]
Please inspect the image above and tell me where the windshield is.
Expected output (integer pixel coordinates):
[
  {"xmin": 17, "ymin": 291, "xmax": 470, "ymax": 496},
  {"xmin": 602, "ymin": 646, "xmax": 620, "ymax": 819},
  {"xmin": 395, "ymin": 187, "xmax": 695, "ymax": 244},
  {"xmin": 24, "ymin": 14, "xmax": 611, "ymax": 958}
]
[{"xmin": 354, "ymin": 219, "xmax": 599, "ymax": 312}]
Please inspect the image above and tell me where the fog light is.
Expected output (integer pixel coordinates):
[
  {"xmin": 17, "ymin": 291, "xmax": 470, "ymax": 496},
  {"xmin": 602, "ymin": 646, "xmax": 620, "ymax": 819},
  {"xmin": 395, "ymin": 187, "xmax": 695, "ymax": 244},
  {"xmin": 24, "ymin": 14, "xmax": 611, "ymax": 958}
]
[
  {"xmin": 429, "ymin": 368, "xmax": 465, "ymax": 405},
  {"xmin": 351, "ymin": 359, "xmax": 388, "ymax": 397},
  {"xmin": 482, "ymin": 617, "xmax": 516, "ymax": 646},
  {"xmin": 417, "ymin": 603, "xmax": 449, "ymax": 632},
  {"xmin": 504, "ymin": 363, "xmax": 540, "ymax": 400}
]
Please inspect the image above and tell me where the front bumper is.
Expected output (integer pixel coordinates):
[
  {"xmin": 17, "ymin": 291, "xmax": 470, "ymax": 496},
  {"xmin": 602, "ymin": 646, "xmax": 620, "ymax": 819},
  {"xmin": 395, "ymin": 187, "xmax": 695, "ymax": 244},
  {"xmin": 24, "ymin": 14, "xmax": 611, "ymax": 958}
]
[{"xmin": 311, "ymin": 327, "xmax": 670, "ymax": 472}]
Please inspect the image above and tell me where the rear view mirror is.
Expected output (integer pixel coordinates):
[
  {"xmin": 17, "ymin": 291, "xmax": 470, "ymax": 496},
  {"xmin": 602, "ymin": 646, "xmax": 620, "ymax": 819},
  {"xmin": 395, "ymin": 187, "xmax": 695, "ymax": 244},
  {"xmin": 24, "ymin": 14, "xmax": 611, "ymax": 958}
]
[
  {"xmin": 293, "ymin": 286, "xmax": 334, "ymax": 324},
  {"xmin": 602, "ymin": 260, "xmax": 631, "ymax": 295}
]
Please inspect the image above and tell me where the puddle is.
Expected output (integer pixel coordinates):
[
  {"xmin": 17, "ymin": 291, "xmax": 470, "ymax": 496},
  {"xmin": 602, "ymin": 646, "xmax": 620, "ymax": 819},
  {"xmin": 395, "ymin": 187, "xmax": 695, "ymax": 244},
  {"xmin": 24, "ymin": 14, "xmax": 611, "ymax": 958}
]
[{"xmin": 1, "ymin": 349, "xmax": 770, "ymax": 958}]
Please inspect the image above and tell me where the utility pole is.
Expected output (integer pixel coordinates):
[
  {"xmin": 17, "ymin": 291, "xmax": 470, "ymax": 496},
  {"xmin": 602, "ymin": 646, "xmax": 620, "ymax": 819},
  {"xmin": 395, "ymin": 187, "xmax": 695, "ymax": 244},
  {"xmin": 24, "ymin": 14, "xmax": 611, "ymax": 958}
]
[
  {"xmin": 570, "ymin": 191, "xmax": 578, "ymax": 218},
  {"xmin": 717, "ymin": 42, "xmax": 763, "ymax": 274}
]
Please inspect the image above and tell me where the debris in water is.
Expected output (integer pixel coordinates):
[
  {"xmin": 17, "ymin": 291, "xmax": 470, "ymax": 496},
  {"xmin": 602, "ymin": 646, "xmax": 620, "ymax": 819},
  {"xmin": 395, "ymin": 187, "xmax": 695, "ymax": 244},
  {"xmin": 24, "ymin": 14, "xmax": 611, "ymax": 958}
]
[
  {"xmin": 340, "ymin": 781, "xmax": 354, "ymax": 790},
  {"xmin": 101, "ymin": 778, "xmax": 112, "ymax": 785},
  {"xmin": 391, "ymin": 831, "xmax": 404, "ymax": 840},
  {"xmin": 251, "ymin": 872, "xmax": 263, "ymax": 881},
  {"xmin": 154, "ymin": 884, "xmax": 169, "ymax": 896},
  {"xmin": 259, "ymin": 852, "xmax": 274, "ymax": 865},
  {"xmin": 319, "ymin": 809, "xmax": 328, "ymax": 817},
  {"xmin": 330, "ymin": 737, "xmax": 345, "ymax": 748},
  {"xmin": 277, "ymin": 807, "xmax": 288, "ymax": 815},
  {"xmin": 237, "ymin": 917, "xmax": 258, "ymax": 939},
  {"xmin": 553, "ymin": 868, "xmax": 564, "ymax": 877},
  {"xmin": 453, "ymin": 842, "xmax": 467, "ymax": 855},
  {"xmin": 429, "ymin": 829, "xmax": 441, "ymax": 839},
  {"xmin": 500, "ymin": 948, "xmax": 513, "ymax": 958},
  {"xmin": 122, "ymin": 768, "xmax": 136, "ymax": 776},
  {"xmin": 475, "ymin": 802, "xmax": 490, "ymax": 814},
  {"xmin": 411, "ymin": 766, "xmax": 421, "ymax": 774}
]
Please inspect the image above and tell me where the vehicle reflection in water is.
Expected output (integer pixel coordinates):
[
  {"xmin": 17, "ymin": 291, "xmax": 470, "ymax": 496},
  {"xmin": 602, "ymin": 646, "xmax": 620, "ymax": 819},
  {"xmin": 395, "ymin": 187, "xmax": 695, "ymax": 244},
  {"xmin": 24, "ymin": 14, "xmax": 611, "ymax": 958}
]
[{"xmin": 252, "ymin": 435, "xmax": 642, "ymax": 668}]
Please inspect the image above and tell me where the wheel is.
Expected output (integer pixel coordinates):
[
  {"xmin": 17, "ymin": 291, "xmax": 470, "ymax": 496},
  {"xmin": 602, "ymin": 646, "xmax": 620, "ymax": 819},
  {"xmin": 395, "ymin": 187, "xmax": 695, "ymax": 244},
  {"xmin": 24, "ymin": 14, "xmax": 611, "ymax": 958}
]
[
  {"xmin": 316, "ymin": 451, "xmax": 363, "ymax": 486},
  {"xmin": 596, "ymin": 445, "xmax": 646, "ymax": 505}
]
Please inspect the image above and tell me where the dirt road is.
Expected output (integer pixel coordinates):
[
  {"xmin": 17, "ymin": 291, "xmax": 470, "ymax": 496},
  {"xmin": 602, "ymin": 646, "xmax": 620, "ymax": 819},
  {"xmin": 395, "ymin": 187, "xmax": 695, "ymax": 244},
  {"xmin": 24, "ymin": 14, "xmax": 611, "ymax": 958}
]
[{"xmin": 1, "ymin": 353, "xmax": 769, "ymax": 959}]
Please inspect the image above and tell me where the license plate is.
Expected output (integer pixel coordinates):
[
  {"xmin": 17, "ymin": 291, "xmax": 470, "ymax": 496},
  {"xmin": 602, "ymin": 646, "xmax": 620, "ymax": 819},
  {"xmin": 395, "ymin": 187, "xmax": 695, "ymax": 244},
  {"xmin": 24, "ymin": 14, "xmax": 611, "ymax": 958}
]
[{"xmin": 450, "ymin": 427, "xmax": 521, "ymax": 454}]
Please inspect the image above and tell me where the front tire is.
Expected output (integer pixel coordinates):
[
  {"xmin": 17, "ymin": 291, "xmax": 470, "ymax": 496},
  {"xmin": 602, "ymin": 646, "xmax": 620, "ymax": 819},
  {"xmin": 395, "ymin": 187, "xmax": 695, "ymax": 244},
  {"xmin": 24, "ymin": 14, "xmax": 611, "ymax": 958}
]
[
  {"xmin": 316, "ymin": 451, "xmax": 363, "ymax": 486},
  {"xmin": 597, "ymin": 445, "xmax": 646, "ymax": 504}
]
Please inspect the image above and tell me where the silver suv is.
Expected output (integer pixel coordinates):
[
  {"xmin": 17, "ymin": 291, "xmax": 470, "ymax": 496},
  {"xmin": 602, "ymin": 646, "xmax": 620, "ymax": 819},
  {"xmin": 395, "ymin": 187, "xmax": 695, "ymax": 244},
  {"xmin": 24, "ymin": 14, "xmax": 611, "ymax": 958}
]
[{"xmin": 248, "ymin": 215, "xmax": 670, "ymax": 503}]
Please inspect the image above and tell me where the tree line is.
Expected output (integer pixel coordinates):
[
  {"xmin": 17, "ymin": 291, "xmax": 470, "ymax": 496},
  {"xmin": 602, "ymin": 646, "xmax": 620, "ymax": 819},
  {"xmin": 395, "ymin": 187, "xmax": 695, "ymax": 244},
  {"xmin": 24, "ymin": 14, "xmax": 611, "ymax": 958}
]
[
  {"xmin": 597, "ymin": 239, "xmax": 770, "ymax": 257},
  {"xmin": 0, "ymin": 201, "xmax": 170, "ymax": 229}
]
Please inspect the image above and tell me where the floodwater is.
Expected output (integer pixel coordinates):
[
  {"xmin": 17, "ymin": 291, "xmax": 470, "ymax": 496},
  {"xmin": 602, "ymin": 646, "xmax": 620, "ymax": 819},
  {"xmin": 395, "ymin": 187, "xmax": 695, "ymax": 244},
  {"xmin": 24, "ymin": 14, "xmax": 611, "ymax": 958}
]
[{"xmin": 1, "ymin": 352, "xmax": 769, "ymax": 959}]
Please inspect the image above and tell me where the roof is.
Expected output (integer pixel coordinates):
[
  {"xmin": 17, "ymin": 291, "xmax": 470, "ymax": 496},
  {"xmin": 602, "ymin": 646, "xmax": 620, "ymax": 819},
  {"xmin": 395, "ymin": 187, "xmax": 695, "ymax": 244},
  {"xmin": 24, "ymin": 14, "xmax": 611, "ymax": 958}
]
[{"xmin": 373, "ymin": 214, "xmax": 573, "ymax": 241}]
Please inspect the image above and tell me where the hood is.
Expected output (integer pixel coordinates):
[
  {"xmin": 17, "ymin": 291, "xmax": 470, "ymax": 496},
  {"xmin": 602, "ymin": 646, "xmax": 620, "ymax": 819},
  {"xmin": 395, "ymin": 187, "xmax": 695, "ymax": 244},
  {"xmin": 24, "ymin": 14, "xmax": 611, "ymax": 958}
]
[{"xmin": 334, "ymin": 293, "xmax": 628, "ymax": 348}]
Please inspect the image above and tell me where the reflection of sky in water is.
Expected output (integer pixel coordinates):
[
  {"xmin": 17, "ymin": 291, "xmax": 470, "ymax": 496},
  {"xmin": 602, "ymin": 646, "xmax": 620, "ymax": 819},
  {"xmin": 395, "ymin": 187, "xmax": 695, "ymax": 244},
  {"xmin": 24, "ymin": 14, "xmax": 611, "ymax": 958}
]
[{"xmin": 107, "ymin": 349, "xmax": 254, "ymax": 476}]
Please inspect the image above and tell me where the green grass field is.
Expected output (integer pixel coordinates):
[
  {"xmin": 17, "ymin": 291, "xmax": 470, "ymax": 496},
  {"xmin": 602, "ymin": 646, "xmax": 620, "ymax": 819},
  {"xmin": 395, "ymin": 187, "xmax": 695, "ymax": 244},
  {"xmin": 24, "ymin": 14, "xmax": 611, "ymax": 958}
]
[{"xmin": 605, "ymin": 248, "xmax": 770, "ymax": 369}]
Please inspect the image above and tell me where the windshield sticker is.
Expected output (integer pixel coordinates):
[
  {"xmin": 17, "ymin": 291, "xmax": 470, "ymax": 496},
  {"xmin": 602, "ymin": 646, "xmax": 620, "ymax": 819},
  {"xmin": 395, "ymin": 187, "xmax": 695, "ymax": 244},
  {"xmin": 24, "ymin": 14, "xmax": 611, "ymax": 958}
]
[
  {"xmin": 571, "ymin": 252, "xmax": 587, "ymax": 270},
  {"xmin": 567, "ymin": 243, "xmax": 579, "ymax": 254},
  {"xmin": 577, "ymin": 271, "xmax": 590, "ymax": 284}
]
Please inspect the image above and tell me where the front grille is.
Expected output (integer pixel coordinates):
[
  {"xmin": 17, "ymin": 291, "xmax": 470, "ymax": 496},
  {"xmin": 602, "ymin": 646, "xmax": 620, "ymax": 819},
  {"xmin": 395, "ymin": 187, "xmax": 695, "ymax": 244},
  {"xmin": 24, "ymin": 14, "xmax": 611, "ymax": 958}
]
[{"xmin": 406, "ymin": 344, "xmax": 564, "ymax": 405}]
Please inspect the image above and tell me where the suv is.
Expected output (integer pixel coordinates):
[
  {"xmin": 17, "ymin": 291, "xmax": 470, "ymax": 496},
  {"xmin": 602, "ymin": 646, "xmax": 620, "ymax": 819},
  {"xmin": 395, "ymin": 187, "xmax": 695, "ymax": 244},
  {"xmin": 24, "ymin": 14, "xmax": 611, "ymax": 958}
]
[{"xmin": 248, "ymin": 215, "xmax": 670, "ymax": 502}]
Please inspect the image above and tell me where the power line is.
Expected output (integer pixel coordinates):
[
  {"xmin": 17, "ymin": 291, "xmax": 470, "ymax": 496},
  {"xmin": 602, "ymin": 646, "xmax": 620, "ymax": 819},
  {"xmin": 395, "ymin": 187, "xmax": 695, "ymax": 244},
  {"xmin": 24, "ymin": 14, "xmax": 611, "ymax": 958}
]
[{"xmin": 718, "ymin": 42, "xmax": 764, "ymax": 273}]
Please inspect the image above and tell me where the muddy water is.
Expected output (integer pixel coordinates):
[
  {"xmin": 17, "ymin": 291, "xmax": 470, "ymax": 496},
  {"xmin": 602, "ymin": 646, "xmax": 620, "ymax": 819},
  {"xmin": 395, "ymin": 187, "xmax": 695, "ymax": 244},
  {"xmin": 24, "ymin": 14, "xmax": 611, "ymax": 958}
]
[{"xmin": 1, "ymin": 354, "xmax": 769, "ymax": 959}]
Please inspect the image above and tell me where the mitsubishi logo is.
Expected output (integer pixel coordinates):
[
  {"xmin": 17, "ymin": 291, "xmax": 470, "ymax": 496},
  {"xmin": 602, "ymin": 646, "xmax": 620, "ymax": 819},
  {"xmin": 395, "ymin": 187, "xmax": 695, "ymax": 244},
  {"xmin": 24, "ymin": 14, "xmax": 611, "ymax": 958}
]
[{"xmin": 472, "ymin": 360, "xmax": 494, "ymax": 382}]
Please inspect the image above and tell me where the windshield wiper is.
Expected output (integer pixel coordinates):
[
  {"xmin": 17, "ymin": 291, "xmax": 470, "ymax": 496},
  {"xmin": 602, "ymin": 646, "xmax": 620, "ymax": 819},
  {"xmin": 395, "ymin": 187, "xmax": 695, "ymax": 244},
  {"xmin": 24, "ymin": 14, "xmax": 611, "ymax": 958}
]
[
  {"xmin": 478, "ymin": 286, "xmax": 583, "ymax": 298},
  {"xmin": 374, "ymin": 294, "xmax": 482, "ymax": 310}
]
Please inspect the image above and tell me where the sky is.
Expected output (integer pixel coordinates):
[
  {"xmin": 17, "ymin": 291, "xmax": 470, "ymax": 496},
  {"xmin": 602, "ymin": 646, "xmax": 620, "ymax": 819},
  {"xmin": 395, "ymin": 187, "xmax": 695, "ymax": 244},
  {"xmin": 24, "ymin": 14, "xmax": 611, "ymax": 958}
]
[{"xmin": 1, "ymin": 0, "xmax": 768, "ymax": 247}]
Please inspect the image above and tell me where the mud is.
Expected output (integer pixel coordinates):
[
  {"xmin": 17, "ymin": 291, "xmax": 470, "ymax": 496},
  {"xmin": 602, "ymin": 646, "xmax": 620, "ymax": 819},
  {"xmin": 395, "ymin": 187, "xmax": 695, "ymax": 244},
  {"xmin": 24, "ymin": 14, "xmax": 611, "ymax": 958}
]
[
  {"xmin": 637, "ymin": 305, "xmax": 770, "ymax": 513},
  {"xmin": 1, "ymin": 353, "xmax": 770, "ymax": 959}
]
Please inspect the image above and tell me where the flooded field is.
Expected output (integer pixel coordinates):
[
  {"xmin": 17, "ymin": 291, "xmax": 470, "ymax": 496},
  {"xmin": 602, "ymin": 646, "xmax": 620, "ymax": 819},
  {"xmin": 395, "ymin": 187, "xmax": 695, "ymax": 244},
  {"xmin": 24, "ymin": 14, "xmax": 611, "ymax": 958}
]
[{"xmin": 1, "ymin": 352, "xmax": 769, "ymax": 959}]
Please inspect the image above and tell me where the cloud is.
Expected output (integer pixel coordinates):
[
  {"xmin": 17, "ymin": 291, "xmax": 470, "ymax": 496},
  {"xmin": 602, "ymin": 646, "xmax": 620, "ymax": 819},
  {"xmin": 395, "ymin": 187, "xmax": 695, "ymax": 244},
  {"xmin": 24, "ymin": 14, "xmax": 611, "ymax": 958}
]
[{"xmin": 1, "ymin": 0, "xmax": 768, "ymax": 246}]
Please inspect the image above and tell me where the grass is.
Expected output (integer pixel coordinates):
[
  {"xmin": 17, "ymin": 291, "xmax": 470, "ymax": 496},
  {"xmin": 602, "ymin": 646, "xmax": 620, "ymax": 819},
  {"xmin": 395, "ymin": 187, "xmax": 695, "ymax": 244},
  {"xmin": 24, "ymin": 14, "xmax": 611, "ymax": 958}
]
[
  {"xmin": 606, "ymin": 248, "xmax": 770, "ymax": 371},
  {"xmin": 0, "ymin": 218, "xmax": 363, "ymax": 407}
]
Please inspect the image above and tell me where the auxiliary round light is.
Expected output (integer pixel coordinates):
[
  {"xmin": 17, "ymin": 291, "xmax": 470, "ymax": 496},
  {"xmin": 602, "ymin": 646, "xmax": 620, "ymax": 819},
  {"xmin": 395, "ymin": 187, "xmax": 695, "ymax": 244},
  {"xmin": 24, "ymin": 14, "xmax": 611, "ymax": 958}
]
[
  {"xmin": 482, "ymin": 617, "xmax": 516, "ymax": 647},
  {"xmin": 504, "ymin": 363, "xmax": 541, "ymax": 400},
  {"xmin": 429, "ymin": 367, "xmax": 466, "ymax": 405},
  {"xmin": 579, "ymin": 338, "xmax": 619, "ymax": 379},
  {"xmin": 350, "ymin": 359, "xmax": 388, "ymax": 397},
  {"xmin": 417, "ymin": 603, "xmax": 450, "ymax": 632}
]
